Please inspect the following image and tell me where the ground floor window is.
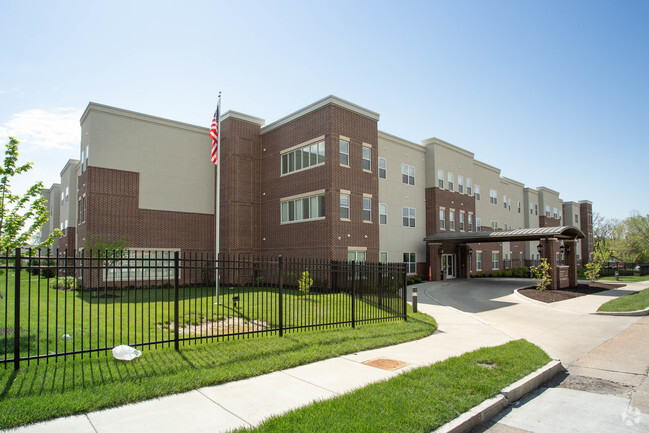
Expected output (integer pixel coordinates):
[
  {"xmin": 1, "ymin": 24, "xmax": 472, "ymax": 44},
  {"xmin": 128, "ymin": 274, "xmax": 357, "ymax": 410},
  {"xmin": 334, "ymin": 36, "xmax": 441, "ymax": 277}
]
[
  {"xmin": 476, "ymin": 252, "xmax": 482, "ymax": 271},
  {"xmin": 348, "ymin": 249, "xmax": 366, "ymax": 262},
  {"xmin": 403, "ymin": 252, "xmax": 416, "ymax": 274},
  {"xmin": 281, "ymin": 193, "xmax": 325, "ymax": 223},
  {"xmin": 492, "ymin": 252, "xmax": 499, "ymax": 269},
  {"xmin": 379, "ymin": 251, "xmax": 388, "ymax": 263}
]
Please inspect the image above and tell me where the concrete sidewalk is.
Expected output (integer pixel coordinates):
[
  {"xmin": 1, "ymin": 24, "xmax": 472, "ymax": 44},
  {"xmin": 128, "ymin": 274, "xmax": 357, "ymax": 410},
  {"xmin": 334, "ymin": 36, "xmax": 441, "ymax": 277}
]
[{"xmin": 7, "ymin": 280, "xmax": 649, "ymax": 433}]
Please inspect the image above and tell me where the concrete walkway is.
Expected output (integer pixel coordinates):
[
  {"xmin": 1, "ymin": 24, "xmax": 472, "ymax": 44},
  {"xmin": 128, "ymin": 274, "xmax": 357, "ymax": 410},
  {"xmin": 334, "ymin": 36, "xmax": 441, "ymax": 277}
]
[{"xmin": 6, "ymin": 280, "xmax": 649, "ymax": 433}]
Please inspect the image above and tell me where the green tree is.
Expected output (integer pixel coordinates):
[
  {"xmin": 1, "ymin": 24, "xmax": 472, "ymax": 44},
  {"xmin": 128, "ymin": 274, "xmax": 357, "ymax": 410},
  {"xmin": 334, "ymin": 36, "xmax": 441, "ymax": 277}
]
[
  {"xmin": 84, "ymin": 232, "xmax": 129, "ymax": 264},
  {"xmin": 0, "ymin": 137, "xmax": 61, "ymax": 251},
  {"xmin": 531, "ymin": 258, "xmax": 552, "ymax": 291},
  {"xmin": 585, "ymin": 239, "xmax": 613, "ymax": 281},
  {"xmin": 622, "ymin": 212, "xmax": 649, "ymax": 263},
  {"xmin": 298, "ymin": 271, "xmax": 313, "ymax": 295}
]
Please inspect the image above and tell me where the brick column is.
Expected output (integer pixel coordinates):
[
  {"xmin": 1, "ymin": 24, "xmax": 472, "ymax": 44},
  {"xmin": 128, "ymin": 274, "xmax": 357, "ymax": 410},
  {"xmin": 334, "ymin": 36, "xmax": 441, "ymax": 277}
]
[
  {"xmin": 428, "ymin": 243, "xmax": 442, "ymax": 281},
  {"xmin": 565, "ymin": 239, "xmax": 578, "ymax": 287},
  {"xmin": 541, "ymin": 238, "xmax": 559, "ymax": 290}
]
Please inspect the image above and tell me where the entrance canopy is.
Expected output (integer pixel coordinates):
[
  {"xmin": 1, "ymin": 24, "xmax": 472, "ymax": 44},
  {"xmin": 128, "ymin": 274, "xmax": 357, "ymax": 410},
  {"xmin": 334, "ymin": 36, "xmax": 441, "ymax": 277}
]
[{"xmin": 424, "ymin": 226, "xmax": 585, "ymax": 244}]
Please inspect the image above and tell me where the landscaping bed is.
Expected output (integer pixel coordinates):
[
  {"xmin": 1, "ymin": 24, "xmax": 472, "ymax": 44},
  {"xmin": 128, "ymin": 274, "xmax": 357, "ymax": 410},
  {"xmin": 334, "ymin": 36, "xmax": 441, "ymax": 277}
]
[{"xmin": 519, "ymin": 282, "xmax": 624, "ymax": 303}]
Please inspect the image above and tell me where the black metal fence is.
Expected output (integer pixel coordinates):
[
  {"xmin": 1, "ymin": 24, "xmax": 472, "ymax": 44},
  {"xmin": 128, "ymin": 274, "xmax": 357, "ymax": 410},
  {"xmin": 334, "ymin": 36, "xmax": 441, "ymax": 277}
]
[
  {"xmin": 1, "ymin": 249, "xmax": 407, "ymax": 370},
  {"xmin": 600, "ymin": 261, "xmax": 649, "ymax": 277}
]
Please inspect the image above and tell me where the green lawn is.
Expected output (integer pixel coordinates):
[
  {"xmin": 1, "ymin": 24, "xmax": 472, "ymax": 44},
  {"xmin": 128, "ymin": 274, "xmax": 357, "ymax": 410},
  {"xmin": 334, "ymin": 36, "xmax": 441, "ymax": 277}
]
[
  {"xmin": 2, "ymin": 271, "xmax": 403, "ymax": 362},
  {"xmin": 0, "ymin": 304, "xmax": 435, "ymax": 429},
  {"xmin": 599, "ymin": 275, "xmax": 649, "ymax": 283},
  {"xmin": 597, "ymin": 287, "xmax": 649, "ymax": 312},
  {"xmin": 235, "ymin": 340, "xmax": 550, "ymax": 433}
]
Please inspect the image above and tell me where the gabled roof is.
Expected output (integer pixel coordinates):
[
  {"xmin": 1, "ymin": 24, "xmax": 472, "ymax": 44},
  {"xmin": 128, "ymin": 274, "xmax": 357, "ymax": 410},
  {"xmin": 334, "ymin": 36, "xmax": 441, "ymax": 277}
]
[{"xmin": 424, "ymin": 226, "xmax": 585, "ymax": 243}]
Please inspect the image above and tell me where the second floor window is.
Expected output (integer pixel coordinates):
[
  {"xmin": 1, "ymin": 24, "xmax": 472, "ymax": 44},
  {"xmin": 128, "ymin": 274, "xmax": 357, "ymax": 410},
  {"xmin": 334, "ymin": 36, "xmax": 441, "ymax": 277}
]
[
  {"xmin": 403, "ymin": 207, "xmax": 416, "ymax": 227},
  {"xmin": 363, "ymin": 197, "xmax": 372, "ymax": 222},
  {"xmin": 378, "ymin": 157, "xmax": 387, "ymax": 179},
  {"xmin": 282, "ymin": 140, "xmax": 325, "ymax": 175},
  {"xmin": 362, "ymin": 147, "xmax": 371, "ymax": 171},
  {"xmin": 339, "ymin": 140, "xmax": 349, "ymax": 166},
  {"xmin": 401, "ymin": 164, "xmax": 415, "ymax": 185},
  {"xmin": 340, "ymin": 193, "xmax": 350, "ymax": 219}
]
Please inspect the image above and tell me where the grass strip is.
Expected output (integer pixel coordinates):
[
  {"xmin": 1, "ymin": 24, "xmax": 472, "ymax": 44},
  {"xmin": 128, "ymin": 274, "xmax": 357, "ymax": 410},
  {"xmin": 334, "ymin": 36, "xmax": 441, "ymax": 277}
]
[
  {"xmin": 600, "ymin": 275, "xmax": 649, "ymax": 283},
  {"xmin": 0, "ymin": 307, "xmax": 435, "ymax": 429},
  {"xmin": 236, "ymin": 340, "xmax": 550, "ymax": 433},
  {"xmin": 597, "ymin": 287, "xmax": 649, "ymax": 312}
]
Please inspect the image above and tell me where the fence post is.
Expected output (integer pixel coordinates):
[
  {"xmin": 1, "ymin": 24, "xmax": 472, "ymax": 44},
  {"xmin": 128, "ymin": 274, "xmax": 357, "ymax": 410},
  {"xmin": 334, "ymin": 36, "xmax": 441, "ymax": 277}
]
[
  {"xmin": 351, "ymin": 260, "xmax": 356, "ymax": 329},
  {"xmin": 278, "ymin": 255, "xmax": 283, "ymax": 337},
  {"xmin": 174, "ymin": 251, "xmax": 179, "ymax": 351},
  {"xmin": 402, "ymin": 263, "xmax": 408, "ymax": 321},
  {"xmin": 14, "ymin": 248, "xmax": 21, "ymax": 370}
]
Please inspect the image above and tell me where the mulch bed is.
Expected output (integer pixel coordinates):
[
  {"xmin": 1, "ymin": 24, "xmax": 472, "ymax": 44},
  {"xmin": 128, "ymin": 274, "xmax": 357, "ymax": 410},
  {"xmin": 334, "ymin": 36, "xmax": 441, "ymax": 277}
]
[{"xmin": 519, "ymin": 282, "xmax": 625, "ymax": 303}]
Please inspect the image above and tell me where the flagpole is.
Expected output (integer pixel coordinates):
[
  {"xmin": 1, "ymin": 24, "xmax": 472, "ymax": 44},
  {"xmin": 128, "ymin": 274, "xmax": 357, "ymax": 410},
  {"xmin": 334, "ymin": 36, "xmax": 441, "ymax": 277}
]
[{"xmin": 214, "ymin": 92, "xmax": 222, "ymax": 304}]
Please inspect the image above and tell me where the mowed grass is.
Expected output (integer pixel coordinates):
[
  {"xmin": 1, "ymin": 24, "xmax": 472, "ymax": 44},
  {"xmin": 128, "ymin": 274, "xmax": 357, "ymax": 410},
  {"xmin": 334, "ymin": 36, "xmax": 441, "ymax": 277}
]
[
  {"xmin": 598, "ymin": 287, "xmax": 649, "ymax": 312},
  {"xmin": 235, "ymin": 340, "xmax": 550, "ymax": 433},
  {"xmin": 599, "ymin": 275, "xmax": 649, "ymax": 283},
  {"xmin": 0, "ymin": 305, "xmax": 436, "ymax": 429},
  {"xmin": 1, "ymin": 271, "xmax": 403, "ymax": 359}
]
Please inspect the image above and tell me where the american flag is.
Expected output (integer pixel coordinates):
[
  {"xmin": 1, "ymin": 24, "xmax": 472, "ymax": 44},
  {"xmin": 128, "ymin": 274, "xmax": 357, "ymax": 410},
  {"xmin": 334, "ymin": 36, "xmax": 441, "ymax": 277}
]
[{"xmin": 210, "ymin": 100, "xmax": 220, "ymax": 165}]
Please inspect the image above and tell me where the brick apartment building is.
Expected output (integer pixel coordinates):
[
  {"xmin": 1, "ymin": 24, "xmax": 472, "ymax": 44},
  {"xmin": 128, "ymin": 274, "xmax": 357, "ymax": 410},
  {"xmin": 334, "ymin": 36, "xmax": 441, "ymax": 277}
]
[{"xmin": 40, "ymin": 95, "xmax": 593, "ymax": 281}]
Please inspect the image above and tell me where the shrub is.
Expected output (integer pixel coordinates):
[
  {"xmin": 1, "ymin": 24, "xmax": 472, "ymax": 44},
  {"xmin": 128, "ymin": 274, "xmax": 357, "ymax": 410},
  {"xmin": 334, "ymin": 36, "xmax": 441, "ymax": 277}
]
[
  {"xmin": 298, "ymin": 271, "xmax": 313, "ymax": 294},
  {"xmin": 531, "ymin": 258, "xmax": 552, "ymax": 290},
  {"xmin": 49, "ymin": 276, "xmax": 79, "ymax": 291},
  {"xmin": 407, "ymin": 278, "xmax": 415, "ymax": 285},
  {"xmin": 413, "ymin": 277, "xmax": 422, "ymax": 283}
]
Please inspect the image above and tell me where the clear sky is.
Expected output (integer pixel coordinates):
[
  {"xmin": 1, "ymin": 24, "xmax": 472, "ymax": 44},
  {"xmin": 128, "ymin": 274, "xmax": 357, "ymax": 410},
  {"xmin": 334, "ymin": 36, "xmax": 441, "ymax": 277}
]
[{"xmin": 1, "ymin": 0, "xmax": 647, "ymax": 221}]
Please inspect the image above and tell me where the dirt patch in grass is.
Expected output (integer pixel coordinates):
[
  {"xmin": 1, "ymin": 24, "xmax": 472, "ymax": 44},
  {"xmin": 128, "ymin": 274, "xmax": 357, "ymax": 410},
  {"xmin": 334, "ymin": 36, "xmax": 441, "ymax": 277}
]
[
  {"xmin": 519, "ymin": 282, "xmax": 625, "ymax": 303},
  {"xmin": 163, "ymin": 317, "xmax": 268, "ymax": 335}
]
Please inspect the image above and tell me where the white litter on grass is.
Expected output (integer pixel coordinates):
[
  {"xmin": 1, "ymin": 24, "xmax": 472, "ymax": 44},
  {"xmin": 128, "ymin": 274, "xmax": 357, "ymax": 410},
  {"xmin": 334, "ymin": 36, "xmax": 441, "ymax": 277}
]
[
  {"xmin": 61, "ymin": 334, "xmax": 73, "ymax": 339},
  {"xmin": 112, "ymin": 345, "xmax": 142, "ymax": 361}
]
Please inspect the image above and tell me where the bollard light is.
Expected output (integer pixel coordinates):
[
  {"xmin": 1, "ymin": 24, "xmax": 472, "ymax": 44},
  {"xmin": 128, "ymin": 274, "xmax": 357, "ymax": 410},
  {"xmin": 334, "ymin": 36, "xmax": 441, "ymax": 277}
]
[{"xmin": 412, "ymin": 287, "xmax": 418, "ymax": 313}]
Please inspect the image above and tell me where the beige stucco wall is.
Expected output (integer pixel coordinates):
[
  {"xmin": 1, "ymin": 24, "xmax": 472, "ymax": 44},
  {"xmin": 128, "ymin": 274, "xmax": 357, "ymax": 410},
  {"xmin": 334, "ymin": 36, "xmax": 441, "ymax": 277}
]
[
  {"xmin": 80, "ymin": 103, "xmax": 214, "ymax": 215},
  {"xmin": 378, "ymin": 131, "xmax": 426, "ymax": 266},
  {"xmin": 59, "ymin": 160, "xmax": 79, "ymax": 231}
]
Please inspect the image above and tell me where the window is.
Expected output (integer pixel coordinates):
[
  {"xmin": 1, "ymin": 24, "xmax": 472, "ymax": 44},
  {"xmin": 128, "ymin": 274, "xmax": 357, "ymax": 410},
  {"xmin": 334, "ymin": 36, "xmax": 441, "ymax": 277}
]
[
  {"xmin": 475, "ymin": 184, "xmax": 481, "ymax": 200},
  {"xmin": 535, "ymin": 204, "xmax": 538, "ymax": 215},
  {"xmin": 79, "ymin": 197, "xmax": 82, "ymax": 222},
  {"xmin": 403, "ymin": 252, "xmax": 416, "ymax": 274},
  {"xmin": 340, "ymin": 193, "xmax": 350, "ymax": 219},
  {"xmin": 65, "ymin": 187, "xmax": 69, "ymax": 200},
  {"xmin": 459, "ymin": 212, "xmax": 465, "ymax": 231},
  {"xmin": 553, "ymin": 207, "xmax": 558, "ymax": 219},
  {"xmin": 575, "ymin": 214, "xmax": 579, "ymax": 224},
  {"xmin": 380, "ymin": 251, "xmax": 388, "ymax": 264},
  {"xmin": 467, "ymin": 178, "xmax": 472, "ymax": 196},
  {"xmin": 530, "ymin": 203, "xmax": 534, "ymax": 214},
  {"xmin": 518, "ymin": 201, "xmax": 521, "ymax": 213},
  {"xmin": 508, "ymin": 199, "xmax": 511, "ymax": 211},
  {"xmin": 448, "ymin": 173, "xmax": 454, "ymax": 191},
  {"xmin": 378, "ymin": 157, "xmax": 387, "ymax": 179},
  {"xmin": 503, "ymin": 195, "xmax": 507, "ymax": 209},
  {"xmin": 105, "ymin": 249, "xmax": 179, "ymax": 281},
  {"xmin": 362, "ymin": 146, "xmax": 371, "ymax": 171},
  {"xmin": 403, "ymin": 207, "xmax": 416, "ymax": 227},
  {"xmin": 437, "ymin": 170, "xmax": 444, "ymax": 188},
  {"xmin": 449, "ymin": 211, "xmax": 455, "ymax": 230},
  {"xmin": 476, "ymin": 252, "xmax": 482, "ymax": 271},
  {"xmin": 468, "ymin": 214, "xmax": 473, "ymax": 232},
  {"xmin": 439, "ymin": 209, "xmax": 446, "ymax": 229},
  {"xmin": 85, "ymin": 145, "xmax": 89, "ymax": 170},
  {"xmin": 281, "ymin": 193, "xmax": 325, "ymax": 223},
  {"xmin": 83, "ymin": 196, "xmax": 86, "ymax": 223},
  {"xmin": 379, "ymin": 203, "xmax": 387, "ymax": 224},
  {"xmin": 545, "ymin": 205, "xmax": 550, "ymax": 217},
  {"xmin": 61, "ymin": 191, "xmax": 65, "ymax": 203},
  {"xmin": 348, "ymin": 250, "xmax": 366, "ymax": 262},
  {"xmin": 363, "ymin": 197, "xmax": 372, "ymax": 222},
  {"xmin": 339, "ymin": 139, "xmax": 349, "ymax": 166},
  {"xmin": 489, "ymin": 189, "xmax": 498, "ymax": 205},
  {"xmin": 492, "ymin": 252, "xmax": 499, "ymax": 269},
  {"xmin": 458, "ymin": 175, "xmax": 464, "ymax": 194},
  {"xmin": 476, "ymin": 217, "xmax": 481, "ymax": 230},
  {"xmin": 282, "ymin": 140, "xmax": 325, "ymax": 175},
  {"xmin": 491, "ymin": 220, "xmax": 498, "ymax": 231},
  {"xmin": 401, "ymin": 164, "xmax": 415, "ymax": 185}
]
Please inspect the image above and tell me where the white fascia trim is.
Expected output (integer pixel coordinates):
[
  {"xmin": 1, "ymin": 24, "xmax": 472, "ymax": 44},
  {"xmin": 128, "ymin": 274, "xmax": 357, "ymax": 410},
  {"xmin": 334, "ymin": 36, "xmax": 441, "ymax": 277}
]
[
  {"xmin": 260, "ymin": 95, "xmax": 380, "ymax": 135},
  {"xmin": 81, "ymin": 102, "xmax": 208, "ymax": 134},
  {"xmin": 221, "ymin": 110, "xmax": 265, "ymax": 126},
  {"xmin": 422, "ymin": 137, "xmax": 475, "ymax": 159},
  {"xmin": 378, "ymin": 130, "xmax": 422, "ymax": 151},
  {"xmin": 537, "ymin": 186, "xmax": 560, "ymax": 196},
  {"xmin": 501, "ymin": 176, "xmax": 525, "ymax": 188}
]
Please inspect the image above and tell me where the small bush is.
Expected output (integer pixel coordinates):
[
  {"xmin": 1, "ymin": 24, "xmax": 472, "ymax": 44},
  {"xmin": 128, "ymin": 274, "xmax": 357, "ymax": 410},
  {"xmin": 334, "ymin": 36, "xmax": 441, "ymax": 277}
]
[
  {"xmin": 407, "ymin": 278, "xmax": 415, "ymax": 285},
  {"xmin": 298, "ymin": 271, "xmax": 313, "ymax": 294},
  {"xmin": 49, "ymin": 276, "xmax": 79, "ymax": 291},
  {"xmin": 413, "ymin": 277, "xmax": 422, "ymax": 283}
]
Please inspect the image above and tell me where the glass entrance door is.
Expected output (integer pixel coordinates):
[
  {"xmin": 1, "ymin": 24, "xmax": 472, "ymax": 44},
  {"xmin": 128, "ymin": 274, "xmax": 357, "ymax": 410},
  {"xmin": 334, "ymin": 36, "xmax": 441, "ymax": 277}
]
[{"xmin": 442, "ymin": 254, "xmax": 456, "ymax": 279}]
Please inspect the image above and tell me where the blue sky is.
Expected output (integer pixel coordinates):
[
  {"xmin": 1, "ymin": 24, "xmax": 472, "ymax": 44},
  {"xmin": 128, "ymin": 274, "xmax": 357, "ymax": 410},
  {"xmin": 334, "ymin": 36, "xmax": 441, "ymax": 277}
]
[{"xmin": 1, "ymin": 0, "xmax": 647, "ymax": 221}]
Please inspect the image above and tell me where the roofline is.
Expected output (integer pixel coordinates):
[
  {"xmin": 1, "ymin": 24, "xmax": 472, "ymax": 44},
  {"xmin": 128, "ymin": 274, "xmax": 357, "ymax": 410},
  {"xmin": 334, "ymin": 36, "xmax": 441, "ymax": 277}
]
[
  {"xmin": 424, "ymin": 226, "xmax": 585, "ymax": 243},
  {"xmin": 378, "ymin": 130, "xmax": 423, "ymax": 152},
  {"xmin": 81, "ymin": 102, "xmax": 209, "ymax": 134},
  {"xmin": 60, "ymin": 159, "xmax": 80, "ymax": 177},
  {"xmin": 260, "ymin": 95, "xmax": 380, "ymax": 135},
  {"xmin": 221, "ymin": 110, "xmax": 265, "ymax": 126},
  {"xmin": 474, "ymin": 159, "xmax": 501, "ymax": 175},
  {"xmin": 422, "ymin": 137, "xmax": 475, "ymax": 159}
]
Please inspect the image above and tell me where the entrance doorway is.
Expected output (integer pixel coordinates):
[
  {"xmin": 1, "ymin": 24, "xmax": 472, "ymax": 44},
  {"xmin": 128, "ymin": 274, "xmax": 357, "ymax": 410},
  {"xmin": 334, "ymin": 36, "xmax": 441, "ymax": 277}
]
[{"xmin": 442, "ymin": 254, "xmax": 456, "ymax": 279}]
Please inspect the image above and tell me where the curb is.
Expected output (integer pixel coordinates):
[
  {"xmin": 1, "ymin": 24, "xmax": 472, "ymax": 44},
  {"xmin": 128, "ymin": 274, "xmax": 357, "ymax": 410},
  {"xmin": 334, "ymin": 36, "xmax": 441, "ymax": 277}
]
[
  {"xmin": 431, "ymin": 360, "xmax": 564, "ymax": 433},
  {"xmin": 592, "ymin": 308, "xmax": 649, "ymax": 316}
]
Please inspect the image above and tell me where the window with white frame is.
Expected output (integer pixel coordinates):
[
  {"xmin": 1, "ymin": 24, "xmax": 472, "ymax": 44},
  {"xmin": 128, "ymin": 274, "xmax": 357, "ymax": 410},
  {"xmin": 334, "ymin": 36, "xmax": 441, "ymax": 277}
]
[
  {"xmin": 378, "ymin": 157, "xmax": 387, "ymax": 179},
  {"xmin": 518, "ymin": 201, "xmax": 521, "ymax": 213},
  {"xmin": 379, "ymin": 251, "xmax": 388, "ymax": 263},
  {"xmin": 281, "ymin": 193, "xmax": 325, "ymax": 223},
  {"xmin": 449, "ymin": 210, "xmax": 455, "ymax": 230},
  {"xmin": 503, "ymin": 194, "xmax": 508, "ymax": 208},
  {"xmin": 282, "ymin": 140, "xmax": 325, "ymax": 175},
  {"xmin": 530, "ymin": 203, "xmax": 534, "ymax": 214},
  {"xmin": 339, "ymin": 139, "xmax": 349, "ymax": 166},
  {"xmin": 105, "ymin": 249, "xmax": 179, "ymax": 281},
  {"xmin": 553, "ymin": 207, "xmax": 558, "ymax": 219},
  {"xmin": 402, "ymin": 207, "xmax": 415, "ymax": 227},
  {"xmin": 476, "ymin": 217, "xmax": 481, "ymax": 230},
  {"xmin": 438, "ymin": 169, "xmax": 444, "ymax": 188},
  {"xmin": 362, "ymin": 146, "xmax": 371, "ymax": 171},
  {"xmin": 545, "ymin": 205, "xmax": 550, "ymax": 217},
  {"xmin": 340, "ymin": 193, "xmax": 350, "ymax": 219},
  {"xmin": 467, "ymin": 178, "xmax": 472, "ymax": 196},
  {"xmin": 491, "ymin": 220, "xmax": 498, "ymax": 231},
  {"xmin": 535, "ymin": 204, "xmax": 538, "ymax": 215},
  {"xmin": 401, "ymin": 164, "xmax": 415, "ymax": 185},
  {"xmin": 492, "ymin": 252, "xmax": 499, "ymax": 269},
  {"xmin": 468, "ymin": 214, "xmax": 473, "ymax": 231},
  {"xmin": 448, "ymin": 172, "xmax": 454, "ymax": 191},
  {"xmin": 475, "ymin": 184, "xmax": 480, "ymax": 200},
  {"xmin": 476, "ymin": 252, "xmax": 482, "ymax": 271},
  {"xmin": 490, "ymin": 189, "xmax": 498, "ymax": 205},
  {"xmin": 379, "ymin": 203, "xmax": 387, "ymax": 225},
  {"xmin": 508, "ymin": 199, "xmax": 511, "ymax": 210},
  {"xmin": 348, "ymin": 250, "xmax": 366, "ymax": 262},
  {"xmin": 439, "ymin": 208, "xmax": 446, "ymax": 229},
  {"xmin": 575, "ymin": 214, "xmax": 579, "ymax": 224},
  {"xmin": 459, "ymin": 212, "xmax": 465, "ymax": 231},
  {"xmin": 403, "ymin": 252, "xmax": 416, "ymax": 274},
  {"xmin": 458, "ymin": 175, "xmax": 464, "ymax": 193},
  {"xmin": 363, "ymin": 197, "xmax": 372, "ymax": 222}
]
